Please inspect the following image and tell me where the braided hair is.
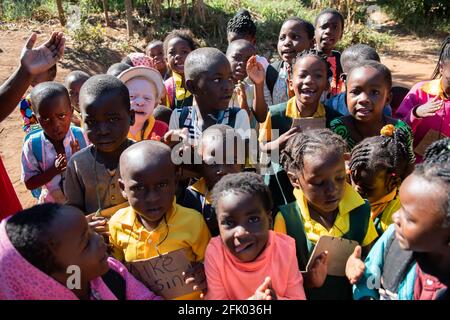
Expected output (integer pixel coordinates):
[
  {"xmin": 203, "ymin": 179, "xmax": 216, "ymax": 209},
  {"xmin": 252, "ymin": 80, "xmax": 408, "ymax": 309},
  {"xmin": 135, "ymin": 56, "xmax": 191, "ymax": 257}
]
[
  {"xmin": 415, "ymin": 138, "xmax": 450, "ymax": 226},
  {"xmin": 292, "ymin": 48, "xmax": 333, "ymax": 80},
  {"xmin": 431, "ymin": 36, "xmax": 450, "ymax": 79},
  {"xmin": 280, "ymin": 128, "xmax": 348, "ymax": 174},
  {"xmin": 349, "ymin": 125, "xmax": 414, "ymax": 190},
  {"xmin": 226, "ymin": 9, "xmax": 257, "ymax": 40}
]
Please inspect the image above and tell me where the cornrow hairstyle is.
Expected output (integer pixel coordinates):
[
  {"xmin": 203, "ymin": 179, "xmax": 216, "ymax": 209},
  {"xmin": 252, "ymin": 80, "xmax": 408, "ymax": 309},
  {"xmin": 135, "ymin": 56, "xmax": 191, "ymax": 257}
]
[
  {"xmin": 226, "ymin": 9, "xmax": 257, "ymax": 38},
  {"xmin": 5, "ymin": 203, "xmax": 66, "ymax": 275},
  {"xmin": 212, "ymin": 172, "xmax": 273, "ymax": 213},
  {"xmin": 293, "ymin": 49, "xmax": 333, "ymax": 79},
  {"xmin": 415, "ymin": 138, "xmax": 450, "ymax": 226},
  {"xmin": 163, "ymin": 29, "xmax": 199, "ymax": 57},
  {"xmin": 431, "ymin": 36, "xmax": 450, "ymax": 79},
  {"xmin": 283, "ymin": 17, "xmax": 315, "ymax": 40},
  {"xmin": 280, "ymin": 128, "xmax": 348, "ymax": 174},
  {"xmin": 348, "ymin": 60, "xmax": 392, "ymax": 90},
  {"xmin": 349, "ymin": 127, "xmax": 414, "ymax": 190},
  {"xmin": 315, "ymin": 8, "xmax": 345, "ymax": 30}
]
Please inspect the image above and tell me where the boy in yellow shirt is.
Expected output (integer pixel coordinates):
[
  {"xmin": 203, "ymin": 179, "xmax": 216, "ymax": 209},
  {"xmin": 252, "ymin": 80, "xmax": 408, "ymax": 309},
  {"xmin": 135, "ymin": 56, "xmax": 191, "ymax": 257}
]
[{"xmin": 109, "ymin": 140, "xmax": 211, "ymax": 299}]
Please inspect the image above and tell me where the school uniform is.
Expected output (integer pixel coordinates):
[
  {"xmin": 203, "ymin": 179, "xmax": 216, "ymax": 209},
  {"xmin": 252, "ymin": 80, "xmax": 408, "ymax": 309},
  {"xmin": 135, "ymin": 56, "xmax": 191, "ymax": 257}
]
[
  {"xmin": 274, "ymin": 183, "xmax": 378, "ymax": 300},
  {"xmin": 108, "ymin": 199, "xmax": 211, "ymax": 300},
  {"xmin": 369, "ymin": 188, "xmax": 401, "ymax": 237},
  {"xmin": 165, "ymin": 72, "xmax": 194, "ymax": 109},
  {"xmin": 128, "ymin": 115, "xmax": 168, "ymax": 142}
]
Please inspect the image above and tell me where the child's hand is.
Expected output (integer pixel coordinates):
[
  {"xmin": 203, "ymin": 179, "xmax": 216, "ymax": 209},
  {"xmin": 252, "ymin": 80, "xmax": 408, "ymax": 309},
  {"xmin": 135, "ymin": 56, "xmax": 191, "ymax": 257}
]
[
  {"xmin": 182, "ymin": 262, "xmax": 207, "ymax": 298},
  {"xmin": 54, "ymin": 154, "xmax": 67, "ymax": 173},
  {"xmin": 70, "ymin": 139, "xmax": 80, "ymax": 154},
  {"xmin": 250, "ymin": 277, "xmax": 278, "ymax": 300},
  {"xmin": 86, "ymin": 213, "xmax": 110, "ymax": 238},
  {"xmin": 246, "ymin": 56, "xmax": 265, "ymax": 85},
  {"xmin": 235, "ymin": 81, "xmax": 249, "ymax": 110},
  {"xmin": 273, "ymin": 126, "xmax": 302, "ymax": 149},
  {"xmin": 20, "ymin": 32, "xmax": 65, "ymax": 75},
  {"xmin": 303, "ymin": 251, "xmax": 328, "ymax": 288},
  {"xmin": 163, "ymin": 128, "xmax": 189, "ymax": 148},
  {"xmin": 345, "ymin": 246, "xmax": 365, "ymax": 285},
  {"xmin": 414, "ymin": 96, "xmax": 444, "ymax": 118}
]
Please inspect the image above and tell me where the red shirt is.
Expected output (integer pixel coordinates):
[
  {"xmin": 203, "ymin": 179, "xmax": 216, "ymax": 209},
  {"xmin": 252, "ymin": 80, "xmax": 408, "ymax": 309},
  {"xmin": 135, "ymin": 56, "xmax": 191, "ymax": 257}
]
[{"xmin": 414, "ymin": 264, "xmax": 447, "ymax": 300}]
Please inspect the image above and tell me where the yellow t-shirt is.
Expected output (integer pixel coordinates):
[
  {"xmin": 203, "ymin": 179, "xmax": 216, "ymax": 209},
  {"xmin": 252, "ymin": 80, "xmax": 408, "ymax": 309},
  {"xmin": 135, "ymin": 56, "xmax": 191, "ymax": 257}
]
[
  {"xmin": 108, "ymin": 199, "xmax": 211, "ymax": 299},
  {"xmin": 274, "ymin": 183, "xmax": 378, "ymax": 247},
  {"xmin": 258, "ymin": 96, "xmax": 327, "ymax": 142}
]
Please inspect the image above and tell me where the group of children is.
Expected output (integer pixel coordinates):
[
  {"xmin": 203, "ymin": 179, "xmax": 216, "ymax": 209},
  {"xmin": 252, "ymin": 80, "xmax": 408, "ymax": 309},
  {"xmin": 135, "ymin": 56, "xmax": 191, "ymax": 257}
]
[{"xmin": 0, "ymin": 8, "xmax": 449, "ymax": 300}]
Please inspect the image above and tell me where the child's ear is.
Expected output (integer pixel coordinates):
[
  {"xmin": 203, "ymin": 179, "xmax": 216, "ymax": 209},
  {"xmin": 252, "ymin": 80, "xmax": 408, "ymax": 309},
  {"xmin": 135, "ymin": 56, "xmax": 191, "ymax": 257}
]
[
  {"xmin": 343, "ymin": 152, "xmax": 351, "ymax": 162},
  {"xmin": 185, "ymin": 79, "xmax": 197, "ymax": 95},
  {"xmin": 339, "ymin": 73, "xmax": 347, "ymax": 84},
  {"xmin": 118, "ymin": 178, "xmax": 128, "ymax": 200},
  {"xmin": 439, "ymin": 61, "xmax": 444, "ymax": 75},
  {"xmin": 129, "ymin": 109, "xmax": 135, "ymax": 126},
  {"xmin": 287, "ymin": 171, "xmax": 301, "ymax": 189},
  {"xmin": 288, "ymin": 77, "xmax": 294, "ymax": 92}
]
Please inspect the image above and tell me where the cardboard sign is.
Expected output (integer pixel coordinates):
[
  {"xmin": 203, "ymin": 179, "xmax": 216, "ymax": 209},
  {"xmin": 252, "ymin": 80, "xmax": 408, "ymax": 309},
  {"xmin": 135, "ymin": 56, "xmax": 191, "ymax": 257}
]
[
  {"xmin": 291, "ymin": 117, "xmax": 326, "ymax": 131},
  {"xmin": 126, "ymin": 248, "xmax": 194, "ymax": 299},
  {"xmin": 414, "ymin": 129, "xmax": 448, "ymax": 157},
  {"xmin": 305, "ymin": 235, "xmax": 358, "ymax": 277}
]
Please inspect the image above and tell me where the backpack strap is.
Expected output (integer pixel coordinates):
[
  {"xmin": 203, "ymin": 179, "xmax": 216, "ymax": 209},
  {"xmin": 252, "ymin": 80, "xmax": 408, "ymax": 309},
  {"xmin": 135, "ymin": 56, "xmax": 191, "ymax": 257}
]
[
  {"xmin": 70, "ymin": 126, "xmax": 87, "ymax": 149},
  {"xmin": 178, "ymin": 106, "xmax": 192, "ymax": 129},
  {"xmin": 278, "ymin": 201, "xmax": 312, "ymax": 270},
  {"xmin": 30, "ymin": 132, "xmax": 43, "ymax": 163},
  {"xmin": 381, "ymin": 233, "xmax": 415, "ymax": 294},
  {"xmin": 101, "ymin": 268, "xmax": 126, "ymax": 300},
  {"xmin": 266, "ymin": 60, "xmax": 282, "ymax": 96},
  {"xmin": 343, "ymin": 200, "xmax": 371, "ymax": 244},
  {"xmin": 269, "ymin": 102, "xmax": 292, "ymax": 135},
  {"xmin": 226, "ymin": 107, "xmax": 240, "ymax": 128}
]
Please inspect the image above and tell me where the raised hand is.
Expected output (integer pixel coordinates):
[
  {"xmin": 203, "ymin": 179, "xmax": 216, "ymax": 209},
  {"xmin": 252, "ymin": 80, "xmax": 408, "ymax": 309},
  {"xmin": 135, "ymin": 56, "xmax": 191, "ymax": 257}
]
[
  {"xmin": 54, "ymin": 153, "xmax": 67, "ymax": 173},
  {"xmin": 246, "ymin": 55, "xmax": 265, "ymax": 85},
  {"xmin": 70, "ymin": 139, "xmax": 80, "ymax": 154},
  {"xmin": 345, "ymin": 245, "xmax": 366, "ymax": 285},
  {"xmin": 235, "ymin": 81, "xmax": 249, "ymax": 110},
  {"xmin": 183, "ymin": 262, "xmax": 207, "ymax": 298},
  {"xmin": 250, "ymin": 277, "xmax": 278, "ymax": 300},
  {"xmin": 20, "ymin": 32, "xmax": 65, "ymax": 75}
]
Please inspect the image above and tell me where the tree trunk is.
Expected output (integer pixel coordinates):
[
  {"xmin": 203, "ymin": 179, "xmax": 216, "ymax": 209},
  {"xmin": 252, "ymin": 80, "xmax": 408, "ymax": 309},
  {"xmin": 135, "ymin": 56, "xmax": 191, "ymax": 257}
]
[
  {"xmin": 102, "ymin": 0, "xmax": 110, "ymax": 26},
  {"xmin": 0, "ymin": 0, "xmax": 3, "ymax": 18},
  {"xmin": 56, "ymin": 0, "xmax": 66, "ymax": 26},
  {"xmin": 193, "ymin": 0, "xmax": 206, "ymax": 23},
  {"xmin": 125, "ymin": 0, "xmax": 134, "ymax": 38}
]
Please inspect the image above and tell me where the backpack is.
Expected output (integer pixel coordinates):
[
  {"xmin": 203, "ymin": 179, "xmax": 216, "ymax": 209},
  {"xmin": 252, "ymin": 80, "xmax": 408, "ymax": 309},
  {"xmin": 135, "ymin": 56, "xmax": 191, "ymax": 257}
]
[
  {"xmin": 23, "ymin": 126, "xmax": 87, "ymax": 199},
  {"xmin": 178, "ymin": 106, "xmax": 240, "ymax": 129}
]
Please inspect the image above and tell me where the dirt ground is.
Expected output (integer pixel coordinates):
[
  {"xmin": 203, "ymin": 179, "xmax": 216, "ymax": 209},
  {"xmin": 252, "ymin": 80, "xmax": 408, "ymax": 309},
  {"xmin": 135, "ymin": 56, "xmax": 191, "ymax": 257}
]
[{"xmin": 0, "ymin": 23, "xmax": 442, "ymax": 209}]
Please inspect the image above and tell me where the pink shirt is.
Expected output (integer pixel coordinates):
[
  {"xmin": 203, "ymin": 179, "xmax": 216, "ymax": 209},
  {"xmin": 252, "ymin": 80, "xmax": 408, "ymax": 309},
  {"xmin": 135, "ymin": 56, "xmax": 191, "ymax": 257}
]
[
  {"xmin": 204, "ymin": 231, "xmax": 306, "ymax": 300},
  {"xmin": 395, "ymin": 79, "xmax": 450, "ymax": 162}
]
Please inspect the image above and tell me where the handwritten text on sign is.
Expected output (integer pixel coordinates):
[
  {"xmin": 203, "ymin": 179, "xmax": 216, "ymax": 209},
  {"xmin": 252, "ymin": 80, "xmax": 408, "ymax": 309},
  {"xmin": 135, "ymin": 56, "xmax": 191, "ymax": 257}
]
[{"xmin": 126, "ymin": 248, "xmax": 193, "ymax": 299}]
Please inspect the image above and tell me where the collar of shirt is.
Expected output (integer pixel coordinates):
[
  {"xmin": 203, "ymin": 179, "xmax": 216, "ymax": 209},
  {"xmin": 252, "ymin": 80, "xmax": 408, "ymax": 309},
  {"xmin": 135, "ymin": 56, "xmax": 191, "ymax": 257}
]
[
  {"xmin": 293, "ymin": 183, "xmax": 365, "ymax": 242},
  {"xmin": 173, "ymin": 72, "xmax": 192, "ymax": 100},
  {"xmin": 370, "ymin": 187, "xmax": 398, "ymax": 220},
  {"xmin": 285, "ymin": 96, "xmax": 326, "ymax": 119},
  {"xmin": 190, "ymin": 178, "xmax": 212, "ymax": 204},
  {"xmin": 421, "ymin": 78, "xmax": 448, "ymax": 100},
  {"xmin": 128, "ymin": 115, "xmax": 155, "ymax": 142},
  {"xmin": 118, "ymin": 198, "xmax": 177, "ymax": 243}
]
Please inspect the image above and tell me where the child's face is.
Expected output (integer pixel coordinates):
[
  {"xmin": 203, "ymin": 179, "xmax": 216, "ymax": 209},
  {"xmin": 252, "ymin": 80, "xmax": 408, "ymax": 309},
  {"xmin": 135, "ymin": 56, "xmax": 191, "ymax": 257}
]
[
  {"xmin": 217, "ymin": 192, "xmax": 271, "ymax": 262},
  {"xmin": 120, "ymin": 153, "xmax": 177, "ymax": 228},
  {"xmin": 81, "ymin": 92, "xmax": 133, "ymax": 153},
  {"xmin": 50, "ymin": 206, "xmax": 109, "ymax": 284},
  {"xmin": 393, "ymin": 174, "xmax": 449, "ymax": 252},
  {"xmin": 346, "ymin": 67, "xmax": 390, "ymax": 123},
  {"xmin": 289, "ymin": 151, "xmax": 346, "ymax": 215},
  {"xmin": 351, "ymin": 168, "xmax": 392, "ymax": 203},
  {"xmin": 200, "ymin": 137, "xmax": 244, "ymax": 190},
  {"xmin": 166, "ymin": 37, "xmax": 192, "ymax": 75},
  {"xmin": 35, "ymin": 94, "xmax": 73, "ymax": 142},
  {"xmin": 440, "ymin": 60, "xmax": 450, "ymax": 97},
  {"xmin": 68, "ymin": 79, "xmax": 86, "ymax": 112},
  {"xmin": 191, "ymin": 61, "xmax": 234, "ymax": 111},
  {"xmin": 278, "ymin": 21, "xmax": 314, "ymax": 63},
  {"xmin": 126, "ymin": 78, "xmax": 157, "ymax": 124},
  {"xmin": 147, "ymin": 44, "xmax": 166, "ymax": 72},
  {"xmin": 227, "ymin": 43, "xmax": 256, "ymax": 82},
  {"xmin": 315, "ymin": 13, "xmax": 343, "ymax": 54},
  {"xmin": 291, "ymin": 56, "xmax": 329, "ymax": 108}
]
